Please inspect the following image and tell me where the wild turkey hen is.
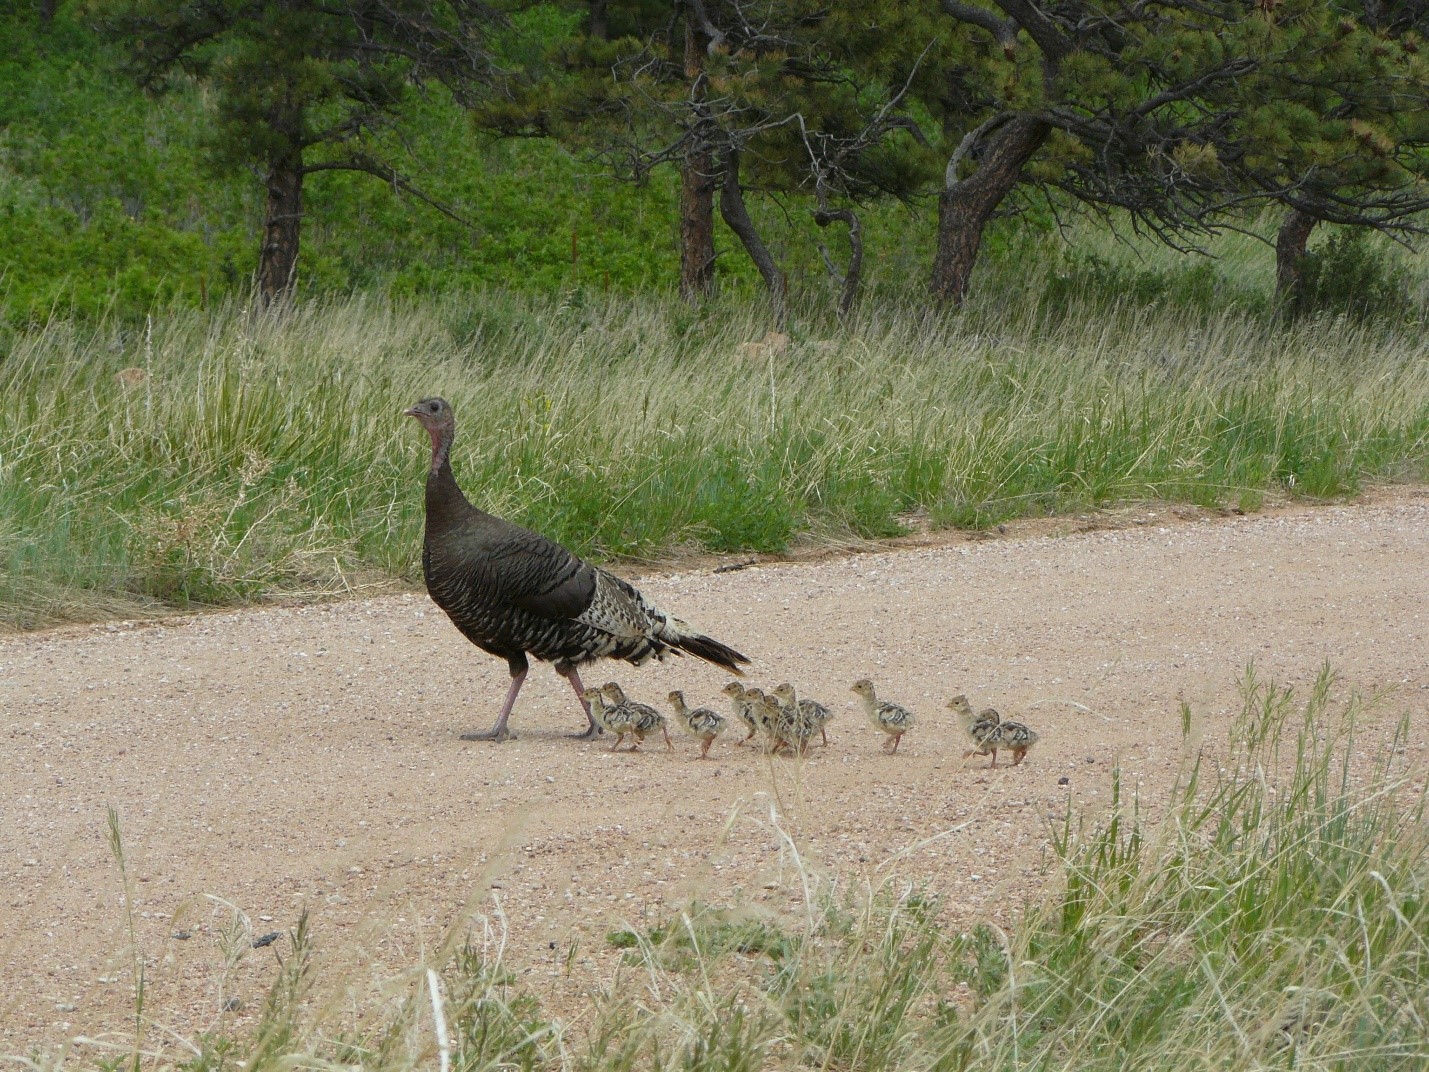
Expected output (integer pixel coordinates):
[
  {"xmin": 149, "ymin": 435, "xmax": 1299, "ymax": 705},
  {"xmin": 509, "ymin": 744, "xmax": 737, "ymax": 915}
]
[{"xmin": 406, "ymin": 396, "xmax": 750, "ymax": 741}]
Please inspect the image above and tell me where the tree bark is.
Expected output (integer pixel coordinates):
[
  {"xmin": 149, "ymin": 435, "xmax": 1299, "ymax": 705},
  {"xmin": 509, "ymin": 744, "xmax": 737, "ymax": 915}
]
[
  {"xmin": 257, "ymin": 152, "xmax": 305, "ymax": 307},
  {"xmin": 1275, "ymin": 208, "xmax": 1317, "ymax": 313},
  {"xmin": 814, "ymin": 208, "xmax": 863, "ymax": 320},
  {"xmin": 588, "ymin": 0, "xmax": 608, "ymax": 39},
  {"xmin": 720, "ymin": 148, "xmax": 786, "ymax": 327},
  {"xmin": 678, "ymin": 17, "xmax": 716, "ymax": 302},
  {"xmin": 930, "ymin": 114, "xmax": 1049, "ymax": 307}
]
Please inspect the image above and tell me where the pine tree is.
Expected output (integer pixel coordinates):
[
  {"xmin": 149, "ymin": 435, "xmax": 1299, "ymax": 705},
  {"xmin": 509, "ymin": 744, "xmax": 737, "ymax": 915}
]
[
  {"xmin": 1256, "ymin": 5, "xmax": 1429, "ymax": 309},
  {"xmin": 504, "ymin": 0, "xmax": 933, "ymax": 316},
  {"xmin": 91, "ymin": 0, "xmax": 493, "ymax": 306},
  {"xmin": 923, "ymin": 1, "xmax": 1429, "ymax": 307}
]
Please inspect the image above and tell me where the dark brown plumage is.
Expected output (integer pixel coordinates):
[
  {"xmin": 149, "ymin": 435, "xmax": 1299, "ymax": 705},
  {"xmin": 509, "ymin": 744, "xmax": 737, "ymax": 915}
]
[{"xmin": 406, "ymin": 396, "xmax": 750, "ymax": 741}]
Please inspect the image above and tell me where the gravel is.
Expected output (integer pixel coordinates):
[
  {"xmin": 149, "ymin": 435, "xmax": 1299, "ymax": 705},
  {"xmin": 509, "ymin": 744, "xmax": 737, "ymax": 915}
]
[{"xmin": 2, "ymin": 489, "xmax": 1427, "ymax": 1051}]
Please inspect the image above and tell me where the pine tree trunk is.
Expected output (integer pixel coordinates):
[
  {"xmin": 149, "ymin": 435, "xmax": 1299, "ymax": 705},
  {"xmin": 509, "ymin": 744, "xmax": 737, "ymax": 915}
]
[
  {"xmin": 930, "ymin": 115, "xmax": 1049, "ymax": 307},
  {"xmin": 720, "ymin": 148, "xmax": 786, "ymax": 327},
  {"xmin": 1275, "ymin": 208, "xmax": 1317, "ymax": 312},
  {"xmin": 40, "ymin": 0, "xmax": 59, "ymax": 26},
  {"xmin": 813, "ymin": 208, "xmax": 863, "ymax": 319},
  {"xmin": 258, "ymin": 153, "xmax": 305, "ymax": 307},
  {"xmin": 588, "ymin": 0, "xmax": 608, "ymax": 39},
  {"xmin": 679, "ymin": 18, "xmax": 716, "ymax": 302}
]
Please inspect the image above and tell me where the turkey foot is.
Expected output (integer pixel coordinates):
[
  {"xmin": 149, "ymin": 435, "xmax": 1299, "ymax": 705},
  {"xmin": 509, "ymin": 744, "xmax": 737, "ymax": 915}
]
[{"xmin": 461, "ymin": 726, "xmax": 516, "ymax": 743}]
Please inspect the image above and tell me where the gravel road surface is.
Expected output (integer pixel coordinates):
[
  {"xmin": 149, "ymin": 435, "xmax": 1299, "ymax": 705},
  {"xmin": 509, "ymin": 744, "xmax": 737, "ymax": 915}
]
[{"xmin": 3, "ymin": 491, "xmax": 1427, "ymax": 1052}]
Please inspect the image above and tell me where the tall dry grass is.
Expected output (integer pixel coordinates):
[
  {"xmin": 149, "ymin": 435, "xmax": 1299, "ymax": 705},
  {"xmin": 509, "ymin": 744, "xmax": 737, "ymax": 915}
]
[{"xmin": 3, "ymin": 270, "xmax": 1428, "ymax": 628}]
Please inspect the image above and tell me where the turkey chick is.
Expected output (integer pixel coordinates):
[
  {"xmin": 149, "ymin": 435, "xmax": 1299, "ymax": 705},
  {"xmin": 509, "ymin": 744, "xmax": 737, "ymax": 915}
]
[
  {"xmin": 994, "ymin": 716, "xmax": 1040, "ymax": 766},
  {"xmin": 602, "ymin": 682, "xmax": 672, "ymax": 752},
  {"xmin": 668, "ymin": 690, "xmax": 726, "ymax": 759},
  {"xmin": 583, "ymin": 686, "xmax": 636, "ymax": 751},
  {"xmin": 949, "ymin": 695, "xmax": 1003, "ymax": 767},
  {"xmin": 850, "ymin": 678, "xmax": 914, "ymax": 754},
  {"xmin": 742, "ymin": 686, "xmax": 781, "ymax": 750},
  {"xmin": 769, "ymin": 683, "xmax": 829, "ymax": 755},
  {"xmin": 583, "ymin": 686, "xmax": 637, "ymax": 751},
  {"xmin": 722, "ymin": 681, "xmax": 760, "ymax": 745}
]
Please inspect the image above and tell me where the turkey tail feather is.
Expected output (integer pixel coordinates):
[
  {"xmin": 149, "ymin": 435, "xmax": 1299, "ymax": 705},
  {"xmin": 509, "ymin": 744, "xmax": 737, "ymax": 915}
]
[{"xmin": 675, "ymin": 632, "xmax": 750, "ymax": 675}]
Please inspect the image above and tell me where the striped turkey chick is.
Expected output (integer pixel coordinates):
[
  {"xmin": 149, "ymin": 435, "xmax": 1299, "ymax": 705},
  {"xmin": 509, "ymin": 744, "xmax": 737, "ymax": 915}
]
[
  {"xmin": 949, "ymin": 695, "xmax": 1003, "ymax": 766},
  {"xmin": 601, "ymin": 682, "xmax": 672, "ymax": 752},
  {"xmin": 742, "ymin": 686, "xmax": 782, "ymax": 750},
  {"xmin": 722, "ymin": 682, "xmax": 761, "ymax": 745},
  {"xmin": 668, "ymin": 690, "xmax": 726, "ymax": 759},
  {"xmin": 993, "ymin": 716, "xmax": 1040, "ymax": 766},
  {"xmin": 769, "ymin": 683, "xmax": 830, "ymax": 755},
  {"xmin": 725, "ymin": 680, "xmax": 760, "ymax": 748},
  {"xmin": 773, "ymin": 683, "xmax": 834, "ymax": 748},
  {"xmin": 583, "ymin": 686, "xmax": 637, "ymax": 752},
  {"xmin": 850, "ymin": 678, "xmax": 914, "ymax": 754}
]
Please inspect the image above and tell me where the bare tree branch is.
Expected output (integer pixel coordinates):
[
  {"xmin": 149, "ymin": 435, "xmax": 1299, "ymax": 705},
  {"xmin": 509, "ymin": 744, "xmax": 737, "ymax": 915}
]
[
  {"xmin": 939, "ymin": 0, "xmax": 1018, "ymax": 50},
  {"xmin": 303, "ymin": 154, "xmax": 476, "ymax": 230}
]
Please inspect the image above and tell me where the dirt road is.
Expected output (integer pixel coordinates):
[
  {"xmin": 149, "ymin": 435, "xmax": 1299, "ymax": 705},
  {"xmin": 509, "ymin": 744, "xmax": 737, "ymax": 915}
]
[{"xmin": 3, "ymin": 492, "xmax": 1428, "ymax": 1053}]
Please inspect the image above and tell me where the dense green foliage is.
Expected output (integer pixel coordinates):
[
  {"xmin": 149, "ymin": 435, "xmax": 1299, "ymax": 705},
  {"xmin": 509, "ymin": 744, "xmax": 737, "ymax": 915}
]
[
  {"xmin": 3, "ymin": 4, "xmax": 1427, "ymax": 322},
  {"xmin": 0, "ymin": 4, "xmax": 929, "ymax": 319}
]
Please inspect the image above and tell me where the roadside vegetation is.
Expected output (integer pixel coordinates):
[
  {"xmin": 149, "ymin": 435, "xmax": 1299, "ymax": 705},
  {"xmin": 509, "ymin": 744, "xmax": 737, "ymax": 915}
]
[
  {"xmin": 4, "ymin": 238, "xmax": 1428, "ymax": 630},
  {"xmin": 4, "ymin": 4, "xmax": 1429, "ymax": 630},
  {"xmin": 80, "ymin": 669, "xmax": 1427, "ymax": 1071}
]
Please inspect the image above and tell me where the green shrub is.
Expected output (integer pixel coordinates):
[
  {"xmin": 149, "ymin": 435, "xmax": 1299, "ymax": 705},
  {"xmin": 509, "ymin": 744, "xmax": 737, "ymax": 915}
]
[{"xmin": 1297, "ymin": 227, "xmax": 1417, "ymax": 322}]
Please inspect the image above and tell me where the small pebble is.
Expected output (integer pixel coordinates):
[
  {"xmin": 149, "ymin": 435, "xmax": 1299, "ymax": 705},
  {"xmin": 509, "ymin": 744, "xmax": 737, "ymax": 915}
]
[
  {"xmin": 222, "ymin": 997, "xmax": 243, "ymax": 1012},
  {"xmin": 252, "ymin": 931, "xmax": 282, "ymax": 948},
  {"xmin": 1058, "ymin": 776, "xmax": 1070, "ymax": 785},
  {"xmin": 172, "ymin": 930, "xmax": 192, "ymax": 940}
]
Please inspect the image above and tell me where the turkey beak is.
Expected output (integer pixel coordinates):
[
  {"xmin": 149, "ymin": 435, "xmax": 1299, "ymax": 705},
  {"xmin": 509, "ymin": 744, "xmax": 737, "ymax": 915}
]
[{"xmin": 403, "ymin": 405, "xmax": 422, "ymax": 420}]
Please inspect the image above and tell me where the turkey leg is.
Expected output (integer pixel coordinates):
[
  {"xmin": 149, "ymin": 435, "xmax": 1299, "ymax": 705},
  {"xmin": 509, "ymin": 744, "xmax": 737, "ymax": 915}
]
[
  {"xmin": 557, "ymin": 664, "xmax": 601, "ymax": 739},
  {"xmin": 461, "ymin": 656, "xmax": 528, "ymax": 742}
]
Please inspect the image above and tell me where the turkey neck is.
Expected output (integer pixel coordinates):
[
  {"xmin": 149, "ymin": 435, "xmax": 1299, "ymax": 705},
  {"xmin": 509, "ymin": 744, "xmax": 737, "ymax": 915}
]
[{"xmin": 423, "ymin": 422, "xmax": 488, "ymax": 537}]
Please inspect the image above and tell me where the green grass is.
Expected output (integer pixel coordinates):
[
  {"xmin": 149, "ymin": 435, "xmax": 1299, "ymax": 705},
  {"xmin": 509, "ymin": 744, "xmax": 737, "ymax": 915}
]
[
  {"xmin": 68, "ymin": 668, "xmax": 1428, "ymax": 1071},
  {"xmin": 3, "ymin": 276, "xmax": 1429, "ymax": 629}
]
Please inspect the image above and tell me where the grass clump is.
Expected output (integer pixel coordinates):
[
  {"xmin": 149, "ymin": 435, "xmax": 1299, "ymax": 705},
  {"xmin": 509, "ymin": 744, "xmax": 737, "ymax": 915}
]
[
  {"xmin": 962, "ymin": 665, "xmax": 1428, "ymax": 1069},
  {"xmin": 3, "ymin": 286, "xmax": 1429, "ymax": 629}
]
